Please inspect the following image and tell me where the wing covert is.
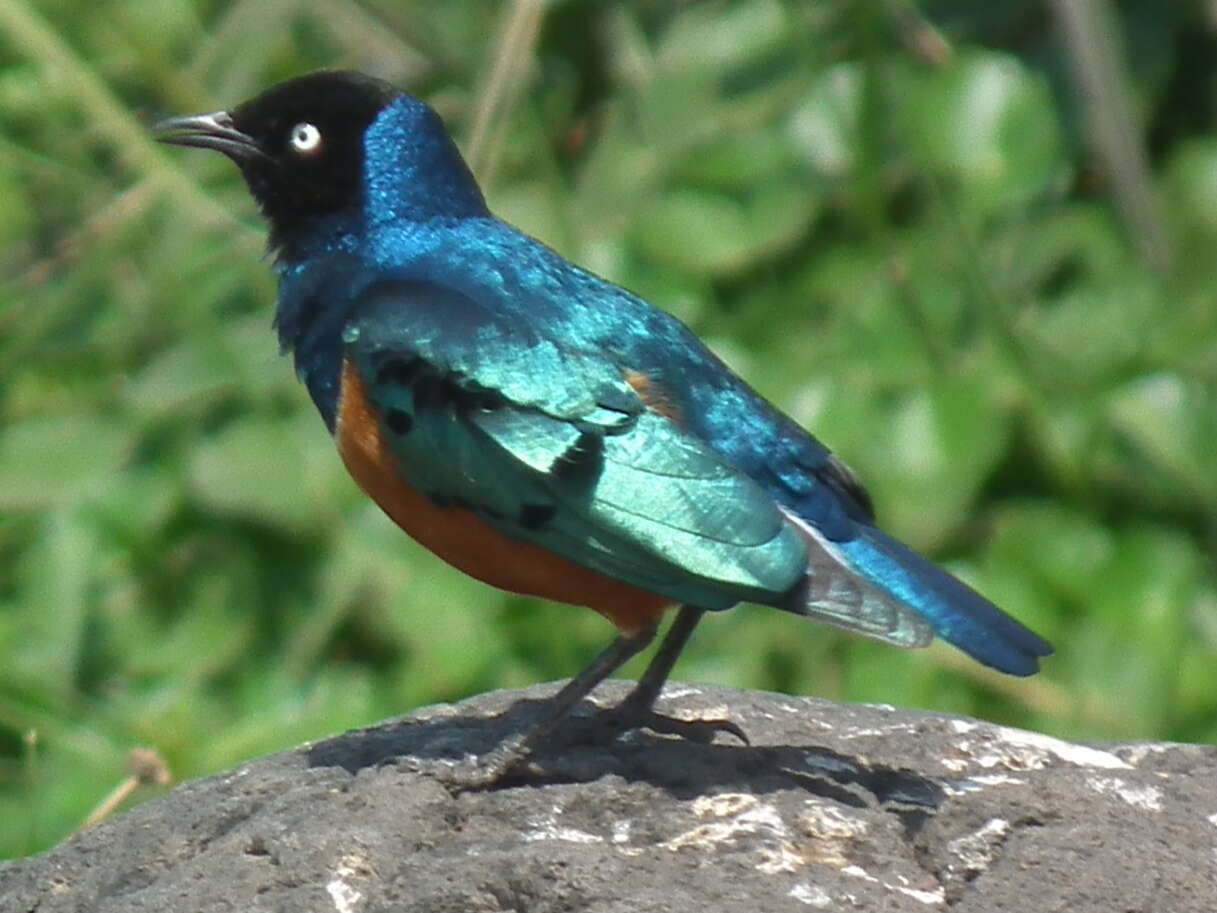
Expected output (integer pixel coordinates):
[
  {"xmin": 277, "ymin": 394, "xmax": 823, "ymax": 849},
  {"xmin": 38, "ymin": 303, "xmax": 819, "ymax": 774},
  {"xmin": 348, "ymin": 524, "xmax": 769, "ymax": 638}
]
[{"xmin": 342, "ymin": 279, "xmax": 809, "ymax": 610}]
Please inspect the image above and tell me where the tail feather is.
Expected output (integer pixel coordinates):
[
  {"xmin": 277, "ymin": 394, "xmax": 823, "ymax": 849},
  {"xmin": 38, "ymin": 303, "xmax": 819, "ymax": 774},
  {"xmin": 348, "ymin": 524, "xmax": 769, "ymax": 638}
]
[
  {"xmin": 776, "ymin": 506, "xmax": 1052, "ymax": 676},
  {"xmin": 839, "ymin": 528, "xmax": 1052, "ymax": 676},
  {"xmin": 777, "ymin": 508, "xmax": 935, "ymax": 650}
]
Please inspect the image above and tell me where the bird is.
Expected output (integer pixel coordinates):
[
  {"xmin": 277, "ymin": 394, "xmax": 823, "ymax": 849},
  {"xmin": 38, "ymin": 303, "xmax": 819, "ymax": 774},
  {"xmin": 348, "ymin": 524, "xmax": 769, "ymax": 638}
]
[{"xmin": 155, "ymin": 70, "xmax": 1051, "ymax": 781}]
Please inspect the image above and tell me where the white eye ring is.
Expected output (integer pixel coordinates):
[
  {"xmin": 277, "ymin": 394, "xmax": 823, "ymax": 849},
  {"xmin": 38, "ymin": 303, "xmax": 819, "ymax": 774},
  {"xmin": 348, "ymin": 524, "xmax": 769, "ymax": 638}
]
[{"xmin": 289, "ymin": 122, "xmax": 322, "ymax": 154}]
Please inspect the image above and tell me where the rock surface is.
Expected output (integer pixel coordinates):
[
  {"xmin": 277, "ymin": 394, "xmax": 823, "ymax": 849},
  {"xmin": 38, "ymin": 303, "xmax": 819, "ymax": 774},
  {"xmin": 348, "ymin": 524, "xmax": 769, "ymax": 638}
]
[{"xmin": 2, "ymin": 682, "xmax": 1214, "ymax": 912}]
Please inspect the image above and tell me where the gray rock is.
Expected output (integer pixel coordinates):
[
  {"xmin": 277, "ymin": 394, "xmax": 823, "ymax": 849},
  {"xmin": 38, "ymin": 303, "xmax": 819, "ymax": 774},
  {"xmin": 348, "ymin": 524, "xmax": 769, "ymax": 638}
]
[{"xmin": 2, "ymin": 682, "xmax": 1214, "ymax": 912}]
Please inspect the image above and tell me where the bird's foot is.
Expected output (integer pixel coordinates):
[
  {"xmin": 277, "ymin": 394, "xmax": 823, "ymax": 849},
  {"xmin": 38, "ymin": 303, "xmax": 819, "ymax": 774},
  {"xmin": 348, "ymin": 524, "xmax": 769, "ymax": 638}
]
[
  {"xmin": 402, "ymin": 733, "xmax": 535, "ymax": 792},
  {"xmin": 400, "ymin": 692, "xmax": 749, "ymax": 792},
  {"xmin": 596, "ymin": 694, "xmax": 750, "ymax": 746}
]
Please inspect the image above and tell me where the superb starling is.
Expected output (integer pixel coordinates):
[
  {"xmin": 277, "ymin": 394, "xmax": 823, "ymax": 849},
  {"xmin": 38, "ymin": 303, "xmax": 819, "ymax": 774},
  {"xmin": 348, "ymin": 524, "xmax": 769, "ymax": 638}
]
[{"xmin": 156, "ymin": 71, "xmax": 1050, "ymax": 781}]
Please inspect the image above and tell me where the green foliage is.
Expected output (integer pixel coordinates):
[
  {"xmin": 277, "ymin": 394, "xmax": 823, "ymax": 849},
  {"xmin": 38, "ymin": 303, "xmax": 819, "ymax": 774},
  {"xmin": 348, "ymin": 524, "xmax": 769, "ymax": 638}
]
[{"xmin": 2, "ymin": 0, "xmax": 1216, "ymax": 858}]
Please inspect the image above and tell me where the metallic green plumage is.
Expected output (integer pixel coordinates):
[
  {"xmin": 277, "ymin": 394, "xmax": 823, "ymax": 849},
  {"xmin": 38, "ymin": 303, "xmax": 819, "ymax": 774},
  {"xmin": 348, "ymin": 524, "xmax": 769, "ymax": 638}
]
[{"xmin": 345, "ymin": 280, "xmax": 808, "ymax": 611}]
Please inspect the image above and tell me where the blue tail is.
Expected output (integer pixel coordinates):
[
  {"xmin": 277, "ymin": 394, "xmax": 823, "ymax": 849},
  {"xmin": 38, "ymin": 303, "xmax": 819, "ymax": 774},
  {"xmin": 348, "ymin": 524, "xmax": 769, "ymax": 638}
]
[{"xmin": 839, "ymin": 528, "xmax": 1052, "ymax": 676}]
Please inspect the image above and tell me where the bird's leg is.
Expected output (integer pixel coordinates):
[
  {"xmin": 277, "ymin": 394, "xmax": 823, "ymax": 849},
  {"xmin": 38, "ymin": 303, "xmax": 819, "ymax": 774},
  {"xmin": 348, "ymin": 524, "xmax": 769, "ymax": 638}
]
[
  {"xmin": 439, "ymin": 624, "xmax": 657, "ymax": 787},
  {"xmin": 611, "ymin": 605, "xmax": 749, "ymax": 744},
  {"xmin": 433, "ymin": 607, "xmax": 746, "ymax": 790},
  {"xmin": 619, "ymin": 604, "xmax": 704, "ymax": 712}
]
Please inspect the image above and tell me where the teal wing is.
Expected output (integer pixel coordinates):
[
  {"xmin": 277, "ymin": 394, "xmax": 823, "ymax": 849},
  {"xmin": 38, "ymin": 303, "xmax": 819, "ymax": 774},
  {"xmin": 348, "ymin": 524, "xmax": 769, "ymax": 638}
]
[{"xmin": 343, "ymin": 279, "xmax": 809, "ymax": 610}]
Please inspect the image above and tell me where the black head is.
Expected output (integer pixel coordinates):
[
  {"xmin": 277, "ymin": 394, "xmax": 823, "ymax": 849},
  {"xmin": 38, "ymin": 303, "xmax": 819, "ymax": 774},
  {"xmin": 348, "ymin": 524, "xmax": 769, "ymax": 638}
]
[{"xmin": 155, "ymin": 71, "xmax": 401, "ymax": 243}]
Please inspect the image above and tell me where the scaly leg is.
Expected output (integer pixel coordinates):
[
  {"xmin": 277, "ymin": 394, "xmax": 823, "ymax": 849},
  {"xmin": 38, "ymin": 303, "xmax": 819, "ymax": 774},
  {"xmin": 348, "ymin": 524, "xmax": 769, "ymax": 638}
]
[
  {"xmin": 440, "ymin": 606, "xmax": 746, "ymax": 789},
  {"xmin": 444, "ymin": 623, "xmax": 657, "ymax": 786},
  {"xmin": 614, "ymin": 605, "xmax": 748, "ymax": 744},
  {"xmin": 620, "ymin": 604, "xmax": 704, "ymax": 711}
]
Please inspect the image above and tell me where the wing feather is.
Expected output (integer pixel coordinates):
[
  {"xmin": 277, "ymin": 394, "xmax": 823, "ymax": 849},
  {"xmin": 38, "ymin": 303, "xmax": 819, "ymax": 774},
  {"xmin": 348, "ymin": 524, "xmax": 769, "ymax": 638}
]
[{"xmin": 344, "ymin": 279, "xmax": 808, "ymax": 611}]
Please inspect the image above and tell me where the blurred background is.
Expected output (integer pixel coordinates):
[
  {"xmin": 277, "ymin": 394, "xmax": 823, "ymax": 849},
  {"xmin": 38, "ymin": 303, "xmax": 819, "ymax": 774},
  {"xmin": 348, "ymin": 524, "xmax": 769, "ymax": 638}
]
[{"xmin": 2, "ymin": 0, "xmax": 1216, "ymax": 858}]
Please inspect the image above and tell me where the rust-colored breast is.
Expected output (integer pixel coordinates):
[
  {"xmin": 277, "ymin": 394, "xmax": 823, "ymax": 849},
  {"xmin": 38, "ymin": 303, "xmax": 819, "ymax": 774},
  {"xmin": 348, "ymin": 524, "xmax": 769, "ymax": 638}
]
[{"xmin": 334, "ymin": 357, "xmax": 671, "ymax": 634}]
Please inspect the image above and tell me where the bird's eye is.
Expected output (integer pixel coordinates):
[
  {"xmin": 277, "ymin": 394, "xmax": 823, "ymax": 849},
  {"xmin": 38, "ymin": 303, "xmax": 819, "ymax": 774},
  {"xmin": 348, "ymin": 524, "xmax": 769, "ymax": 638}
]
[{"xmin": 288, "ymin": 122, "xmax": 322, "ymax": 154}]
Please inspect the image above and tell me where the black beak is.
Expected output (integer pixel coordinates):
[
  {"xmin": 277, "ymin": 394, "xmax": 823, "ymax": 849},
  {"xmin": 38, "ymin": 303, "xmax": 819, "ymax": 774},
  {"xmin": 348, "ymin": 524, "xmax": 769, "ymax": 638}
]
[{"xmin": 154, "ymin": 111, "xmax": 268, "ymax": 163}]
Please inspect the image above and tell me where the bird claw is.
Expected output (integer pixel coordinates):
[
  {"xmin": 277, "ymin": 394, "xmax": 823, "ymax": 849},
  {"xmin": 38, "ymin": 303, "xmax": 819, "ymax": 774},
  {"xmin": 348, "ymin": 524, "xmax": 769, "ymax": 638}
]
[
  {"xmin": 402, "ymin": 700, "xmax": 750, "ymax": 791},
  {"xmin": 402, "ymin": 734, "xmax": 536, "ymax": 791},
  {"xmin": 600, "ymin": 699, "xmax": 750, "ymax": 746},
  {"xmin": 398, "ymin": 680, "xmax": 755, "ymax": 793}
]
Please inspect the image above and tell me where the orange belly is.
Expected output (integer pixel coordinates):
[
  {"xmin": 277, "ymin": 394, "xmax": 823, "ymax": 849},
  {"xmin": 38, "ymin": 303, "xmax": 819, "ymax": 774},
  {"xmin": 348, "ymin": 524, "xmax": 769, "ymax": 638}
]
[{"xmin": 334, "ymin": 357, "xmax": 671, "ymax": 634}]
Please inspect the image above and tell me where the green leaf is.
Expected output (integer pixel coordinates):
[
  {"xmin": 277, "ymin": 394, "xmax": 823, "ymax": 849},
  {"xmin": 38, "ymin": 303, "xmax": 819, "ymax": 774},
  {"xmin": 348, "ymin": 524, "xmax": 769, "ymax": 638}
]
[
  {"xmin": 6, "ymin": 509, "xmax": 96, "ymax": 700},
  {"xmin": 787, "ymin": 62, "xmax": 861, "ymax": 179},
  {"xmin": 633, "ymin": 183, "xmax": 816, "ymax": 276},
  {"xmin": 187, "ymin": 413, "xmax": 344, "ymax": 533},
  {"xmin": 0, "ymin": 415, "xmax": 130, "ymax": 511},
  {"xmin": 903, "ymin": 50, "xmax": 1065, "ymax": 219},
  {"xmin": 1105, "ymin": 373, "xmax": 1217, "ymax": 502},
  {"xmin": 1164, "ymin": 137, "xmax": 1217, "ymax": 239},
  {"xmin": 657, "ymin": 0, "xmax": 788, "ymax": 74},
  {"xmin": 809, "ymin": 375, "xmax": 1009, "ymax": 549}
]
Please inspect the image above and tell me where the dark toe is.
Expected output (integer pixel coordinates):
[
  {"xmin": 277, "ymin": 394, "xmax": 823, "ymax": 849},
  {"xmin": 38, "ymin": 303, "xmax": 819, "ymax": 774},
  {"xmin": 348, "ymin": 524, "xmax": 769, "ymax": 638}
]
[{"xmin": 599, "ymin": 700, "xmax": 750, "ymax": 746}]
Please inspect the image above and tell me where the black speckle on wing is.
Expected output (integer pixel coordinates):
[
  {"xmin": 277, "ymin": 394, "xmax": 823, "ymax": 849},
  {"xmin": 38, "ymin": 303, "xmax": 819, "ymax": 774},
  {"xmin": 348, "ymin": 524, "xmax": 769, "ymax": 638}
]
[
  {"xmin": 411, "ymin": 373, "xmax": 447, "ymax": 412},
  {"xmin": 552, "ymin": 430, "xmax": 604, "ymax": 489},
  {"xmin": 374, "ymin": 356, "xmax": 423, "ymax": 388},
  {"xmin": 350, "ymin": 278, "xmax": 642, "ymax": 422},
  {"xmin": 519, "ymin": 503, "xmax": 557, "ymax": 530},
  {"xmin": 385, "ymin": 408, "xmax": 413, "ymax": 435},
  {"xmin": 377, "ymin": 357, "xmax": 505, "ymax": 417}
]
